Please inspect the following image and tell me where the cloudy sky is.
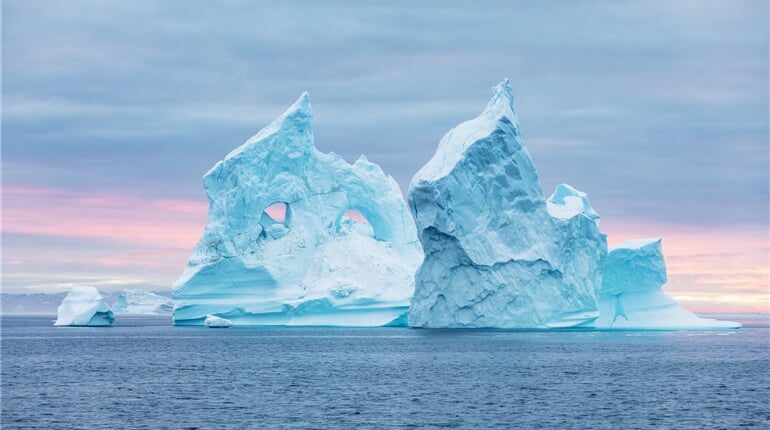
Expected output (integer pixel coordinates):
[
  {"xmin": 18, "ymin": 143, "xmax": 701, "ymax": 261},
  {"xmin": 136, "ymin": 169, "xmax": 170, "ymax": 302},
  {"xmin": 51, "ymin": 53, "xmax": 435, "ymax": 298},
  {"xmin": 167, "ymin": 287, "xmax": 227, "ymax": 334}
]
[{"xmin": 3, "ymin": 1, "xmax": 768, "ymax": 312}]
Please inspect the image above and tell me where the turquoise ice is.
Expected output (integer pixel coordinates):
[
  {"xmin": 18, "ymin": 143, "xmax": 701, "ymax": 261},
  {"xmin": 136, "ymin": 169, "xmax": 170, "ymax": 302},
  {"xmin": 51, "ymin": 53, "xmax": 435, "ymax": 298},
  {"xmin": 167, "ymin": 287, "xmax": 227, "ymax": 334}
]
[
  {"xmin": 407, "ymin": 80, "xmax": 737, "ymax": 330},
  {"xmin": 172, "ymin": 94, "xmax": 423, "ymax": 326},
  {"xmin": 594, "ymin": 239, "xmax": 740, "ymax": 329},
  {"xmin": 407, "ymin": 81, "xmax": 607, "ymax": 328}
]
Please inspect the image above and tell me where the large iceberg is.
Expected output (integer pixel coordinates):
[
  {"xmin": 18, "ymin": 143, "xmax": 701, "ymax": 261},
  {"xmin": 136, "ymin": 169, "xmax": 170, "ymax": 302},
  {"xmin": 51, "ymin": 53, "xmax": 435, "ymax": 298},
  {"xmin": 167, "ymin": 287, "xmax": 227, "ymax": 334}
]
[
  {"xmin": 112, "ymin": 289, "xmax": 173, "ymax": 315},
  {"xmin": 54, "ymin": 286, "xmax": 115, "ymax": 327},
  {"xmin": 172, "ymin": 93, "xmax": 423, "ymax": 326},
  {"xmin": 407, "ymin": 80, "xmax": 607, "ymax": 328},
  {"xmin": 594, "ymin": 238, "xmax": 740, "ymax": 329},
  {"xmin": 407, "ymin": 80, "xmax": 738, "ymax": 330}
]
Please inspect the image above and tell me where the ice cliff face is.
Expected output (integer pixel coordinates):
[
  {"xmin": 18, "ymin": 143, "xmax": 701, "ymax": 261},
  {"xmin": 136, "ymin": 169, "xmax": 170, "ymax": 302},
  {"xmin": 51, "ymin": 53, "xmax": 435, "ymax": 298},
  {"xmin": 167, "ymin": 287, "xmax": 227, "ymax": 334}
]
[
  {"xmin": 54, "ymin": 286, "xmax": 115, "ymax": 327},
  {"xmin": 407, "ymin": 80, "xmax": 607, "ymax": 328},
  {"xmin": 595, "ymin": 239, "xmax": 740, "ymax": 329},
  {"xmin": 172, "ymin": 93, "xmax": 423, "ymax": 326},
  {"xmin": 113, "ymin": 289, "xmax": 173, "ymax": 315}
]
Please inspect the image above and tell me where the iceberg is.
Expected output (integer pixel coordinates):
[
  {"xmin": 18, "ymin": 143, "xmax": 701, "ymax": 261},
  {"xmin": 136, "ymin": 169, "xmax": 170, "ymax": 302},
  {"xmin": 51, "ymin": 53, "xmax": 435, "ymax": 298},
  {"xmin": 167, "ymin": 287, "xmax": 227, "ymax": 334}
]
[
  {"xmin": 204, "ymin": 315, "xmax": 232, "ymax": 328},
  {"xmin": 172, "ymin": 93, "xmax": 423, "ymax": 326},
  {"xmin": 594, "ymin": 238, "xmax": 740, "ymax": 329},
  {"xmin": 407, "ymin": 80, "xmax": 607, "ymax": 328},
  {"xmin": 54, "ymin": 286, "xmax": 115, "ymax": 327},
  {"xmin": 112, "ymin": 289, "xmax": 173, "ymax": 315}
]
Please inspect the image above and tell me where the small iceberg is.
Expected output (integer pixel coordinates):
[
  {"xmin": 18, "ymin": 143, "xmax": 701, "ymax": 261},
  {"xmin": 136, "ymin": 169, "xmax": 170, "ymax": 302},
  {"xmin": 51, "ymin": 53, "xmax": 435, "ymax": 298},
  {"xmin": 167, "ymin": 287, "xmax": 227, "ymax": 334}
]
[
  {"xmin": 594, "ymin": 238, "xmax": 741, "ymax": 330},
  {"xmin": 54, "ymin": 286, "xmax": 115, "ymax": 327},
  {"xmin": 204, "ymin": 315, "xmax": 232, "ymax": 328}
]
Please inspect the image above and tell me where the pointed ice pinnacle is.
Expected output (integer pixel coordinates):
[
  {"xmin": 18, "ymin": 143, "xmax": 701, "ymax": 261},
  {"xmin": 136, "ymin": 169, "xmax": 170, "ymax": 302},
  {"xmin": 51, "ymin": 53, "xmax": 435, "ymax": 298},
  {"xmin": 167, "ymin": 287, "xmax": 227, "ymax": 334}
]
[
  {"xmin": 173, "ymin": 93, "xmax": 423, "ymax": 326},
  {"xmin": 408, "ymin": 80, "xmax": 607, "ymax": 328},
  {"xmin": 483, "ymin": 78, "xmax": 518, "ymax": 124}
]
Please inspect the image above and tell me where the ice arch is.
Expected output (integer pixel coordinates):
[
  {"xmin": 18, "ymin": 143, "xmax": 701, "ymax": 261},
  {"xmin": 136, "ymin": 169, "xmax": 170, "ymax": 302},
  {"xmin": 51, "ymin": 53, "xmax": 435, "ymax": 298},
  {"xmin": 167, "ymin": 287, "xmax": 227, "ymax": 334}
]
[{"xmin": 172, "ymin": 92, "xmax": 423, "ymax": 326}]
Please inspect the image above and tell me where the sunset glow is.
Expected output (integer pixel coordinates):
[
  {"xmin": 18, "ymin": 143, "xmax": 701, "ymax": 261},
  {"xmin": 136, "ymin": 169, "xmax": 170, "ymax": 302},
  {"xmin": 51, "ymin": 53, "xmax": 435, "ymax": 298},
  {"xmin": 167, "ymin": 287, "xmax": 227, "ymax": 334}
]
[{"xmin": 3, "ymin": 186, "xmax": 767, "ymax": 312}]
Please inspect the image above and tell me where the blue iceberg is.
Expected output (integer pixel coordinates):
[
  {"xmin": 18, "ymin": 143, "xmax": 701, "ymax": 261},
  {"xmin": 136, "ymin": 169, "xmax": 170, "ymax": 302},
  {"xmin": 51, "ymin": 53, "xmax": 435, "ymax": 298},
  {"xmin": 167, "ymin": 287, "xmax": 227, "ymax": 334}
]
[
  {"xmin": 594, "ymin": 239, "xmax": 740, "ymax": 329},
  {"xmin": 407, "ymin": 80, "xmax": 737, "ymax": 330},
  {"xmin": 172, "ymin": 93, "xmax": 423, "ymax": 326},
  {"xmin": 407, "ymin": 81, "xmax": 607, "ymax": 328}
]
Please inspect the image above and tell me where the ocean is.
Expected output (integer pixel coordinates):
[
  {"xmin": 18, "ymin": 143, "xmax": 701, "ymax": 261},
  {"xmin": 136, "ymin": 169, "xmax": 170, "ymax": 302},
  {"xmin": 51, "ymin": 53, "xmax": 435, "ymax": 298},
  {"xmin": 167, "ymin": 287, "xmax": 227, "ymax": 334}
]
[{"xmin": 2, "ymin": 315, "xmax": 768, "ymax": 429}]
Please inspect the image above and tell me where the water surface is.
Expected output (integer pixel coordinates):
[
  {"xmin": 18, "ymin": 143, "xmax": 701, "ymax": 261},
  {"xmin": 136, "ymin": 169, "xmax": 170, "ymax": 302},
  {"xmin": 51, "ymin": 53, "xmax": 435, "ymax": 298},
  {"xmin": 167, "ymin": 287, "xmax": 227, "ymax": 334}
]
[{"xmin": 2, "ymin": 315, "xmax": 768, "ymax": 429}]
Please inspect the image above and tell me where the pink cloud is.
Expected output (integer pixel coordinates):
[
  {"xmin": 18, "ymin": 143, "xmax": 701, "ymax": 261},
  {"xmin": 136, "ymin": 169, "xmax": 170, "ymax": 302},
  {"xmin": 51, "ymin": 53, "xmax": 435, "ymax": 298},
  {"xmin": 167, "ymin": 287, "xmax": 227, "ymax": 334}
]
[
  {"xmin": 2, "ymin": 259, "xmax": 25, "ymax": 265},
  {"xmin": 2, "ymin": 187, "xmax": 207, "ymax": 248},
  {"xmin": 602, "ymin": 219, "xmax": 769, "ymax": 313},
  {"xmin": 3, "ymin": 187, "xmax": 767, "ymax": 312}
]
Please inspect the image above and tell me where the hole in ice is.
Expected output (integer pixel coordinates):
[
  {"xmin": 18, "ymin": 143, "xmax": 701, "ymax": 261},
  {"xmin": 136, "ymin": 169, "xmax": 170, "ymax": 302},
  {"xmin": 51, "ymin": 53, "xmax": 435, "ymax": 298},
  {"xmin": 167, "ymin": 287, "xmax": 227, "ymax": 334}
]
[
  {"xmin": 263, "ymin": 202, "xmax": 287, "ymax": 223},
  {"xmin": 339, "ymin": 209, "xmax": 374, "ymax": 237},
  {"xmin": 342, "ymin": 209, "xmax": 367, "ymax": 223}
]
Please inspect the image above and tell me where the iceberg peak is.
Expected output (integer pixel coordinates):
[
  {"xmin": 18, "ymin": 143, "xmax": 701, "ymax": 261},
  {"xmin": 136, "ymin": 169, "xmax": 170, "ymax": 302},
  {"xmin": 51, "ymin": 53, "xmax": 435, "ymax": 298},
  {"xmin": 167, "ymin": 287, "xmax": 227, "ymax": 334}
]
[
  {"xmin": 411, "ymin": 79, "xmax": 524, "ymax": 185},
  {"xmin": 224, "ymin": 92, "xmax": 314, "ymax": 162},
  {"xmin": 484, "ymin": 78, "xmax": 517, "ymax": 121}
]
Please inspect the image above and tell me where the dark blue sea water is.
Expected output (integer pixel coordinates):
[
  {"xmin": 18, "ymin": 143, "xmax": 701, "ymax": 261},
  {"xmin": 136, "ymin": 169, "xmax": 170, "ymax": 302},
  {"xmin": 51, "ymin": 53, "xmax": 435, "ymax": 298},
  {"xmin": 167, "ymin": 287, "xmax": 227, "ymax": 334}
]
[{"xmin": 2, "ymin": 315, "xmax": 768, "ymax": 429}]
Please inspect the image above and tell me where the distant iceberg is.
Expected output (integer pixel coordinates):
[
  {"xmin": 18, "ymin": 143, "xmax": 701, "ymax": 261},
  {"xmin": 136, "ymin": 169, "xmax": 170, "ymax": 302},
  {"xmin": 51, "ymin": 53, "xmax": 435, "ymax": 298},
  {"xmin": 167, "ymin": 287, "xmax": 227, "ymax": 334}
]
[
  {"xmin": 172, "ymin": 93, "xmax": 423, "ymax": 326},
  {"xmin": 54, "ymin": 286, "xmax": 115, "ymax": 327},
  {"xmin": 594, "ymin": 239, "xmax": 740, "ymax": 329},
  {"xmin": 113, "ymin": 289, "xmax": 173, "ymax": 315}
]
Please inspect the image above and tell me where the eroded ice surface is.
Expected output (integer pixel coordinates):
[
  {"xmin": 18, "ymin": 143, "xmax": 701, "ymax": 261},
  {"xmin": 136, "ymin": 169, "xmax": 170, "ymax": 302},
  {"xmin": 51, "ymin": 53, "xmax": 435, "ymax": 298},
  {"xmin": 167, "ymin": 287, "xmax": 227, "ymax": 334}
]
[
  {"xmin": 407, "ymin": 80, "xmax": 607, "ymax": 328},
  {"xmin": 172, "ymin": 93, "xmax": 423, "ymax": 326},
  {"xmin": 54, "ymin": 286, "xmax": 115, "ymax": 327},
  {"xmin": 594, "ymin": 239, "xmax": 740, "ymax": 329},
  {"xmin": 113, "ymin": 289, "xmax": 173, "ymax": 315}
]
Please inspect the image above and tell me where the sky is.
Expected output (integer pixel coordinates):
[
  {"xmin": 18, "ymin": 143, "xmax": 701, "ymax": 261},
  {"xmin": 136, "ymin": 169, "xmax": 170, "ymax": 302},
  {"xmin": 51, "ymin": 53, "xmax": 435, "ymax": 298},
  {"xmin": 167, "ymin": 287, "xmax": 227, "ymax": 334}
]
[{"xmin": 2, "ymin": 0, "xmax": 768, "ymax": 312}]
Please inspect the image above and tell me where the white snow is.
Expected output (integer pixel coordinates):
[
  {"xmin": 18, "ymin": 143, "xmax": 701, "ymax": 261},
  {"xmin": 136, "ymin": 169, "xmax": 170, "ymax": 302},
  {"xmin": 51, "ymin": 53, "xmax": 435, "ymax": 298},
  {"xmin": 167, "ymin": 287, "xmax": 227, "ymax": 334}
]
[
  {"xmin": 412, "ymin": 80, "xmax": 520, "ymax": 184},
  {"xmin": 614, "ymin": 238, "xmax": 660, "ymax": 250},
  {"xmin": 546, "ymin": 183, "xmax": 600, "ymax": 224},
  {"xmin": 204, "ymin": 315, "xmax": 232, "ymax": 328}
]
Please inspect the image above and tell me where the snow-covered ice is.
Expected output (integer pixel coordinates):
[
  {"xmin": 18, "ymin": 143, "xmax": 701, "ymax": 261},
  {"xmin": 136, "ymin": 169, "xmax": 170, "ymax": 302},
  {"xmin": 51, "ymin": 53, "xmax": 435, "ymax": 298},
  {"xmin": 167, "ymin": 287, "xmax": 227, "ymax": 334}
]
[
  {"xmin": 594, "ymin": 238, "xmax": 740, "ymax": 329},
  {"xmin": 407, "ymin": 80, "xmax": 607, "ymax": 328},
  {"xmin": 113, "ymin": 289, "xmax": 173, "ymax": 315},
  {"xmin": 54, "ymin": 286, "xmax": 115, "ymax": 327},
  {"xmin": 204, "ymin": 315, "xmax": 232, "ymax": 328},
  {"xmin": 172, "ymin": 93, "xmax": 423, "ymax": 326}
]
